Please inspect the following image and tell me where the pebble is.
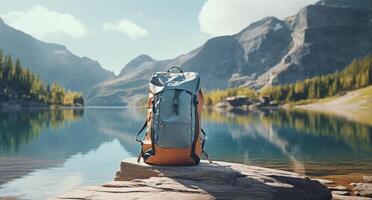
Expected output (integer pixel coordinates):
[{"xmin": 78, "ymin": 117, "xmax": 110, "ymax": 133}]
[
  {"xmin": 329, "ymin": 185, "xmax": 349, "ymax": 191},
  {"xmin": 313, "ymin": 178, "xmax": 334, "ymax": 185}
]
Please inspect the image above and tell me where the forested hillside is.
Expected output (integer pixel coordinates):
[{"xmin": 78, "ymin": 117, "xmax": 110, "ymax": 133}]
[
  {"xmin": 261, "ymin": 55, "xmax": 372, "ymax": 103},
  {"xmin": 0, "ymin": 51, "xmax": 83, "ymax": 106}
]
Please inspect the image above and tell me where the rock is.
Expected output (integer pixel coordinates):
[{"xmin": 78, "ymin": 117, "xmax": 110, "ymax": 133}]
[
  {"xmin": 329, "ymin": 185, "xmax": 349, "ymax": 191},
  {"xmin": 317, "ymin": 0, "xmax": 372, "ymax": 9},
  {"xmin": 353, "ymin": 183, "xmax": 372, "ymax": 197},
  {"xmin": 55, "ymin": 158, "xmax": 331, "ymax": 200},
  {"xmin": 259, "ymin": 97, "xmax": 270, "ymax": 105},
  {"xmin": 269, "ymin": 101, "xmax": 279, "ymax": 106},
  {"xmin": 332, "ymin": 194, "xmax": 372, "ymax": 200},
  {"xmin": 312, "ymin": 178, "xmax": 335, "ymax": 185},
  {"xmin": 332, "ymin": 190, "xmax": 350, "ymax": 196},
  {"xmin": 215, "ymin": 101, "xmax": 233, "ymax": 109},
  {"xmin": 224, "ymin": 96, "xmax": 251, "ymax": 107},
  {"xmin": 363, "ymin": 176, "xmax": 372, "ymax": 183}
]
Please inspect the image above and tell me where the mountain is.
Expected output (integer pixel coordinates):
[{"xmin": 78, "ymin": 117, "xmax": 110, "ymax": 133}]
[
  {"xmin": 0, "ymin": 18, "xmax": 114, "ymax": 95},
  {"xmin": 87, "ymin": 0, "xmax": 372, "ymax": 106}
]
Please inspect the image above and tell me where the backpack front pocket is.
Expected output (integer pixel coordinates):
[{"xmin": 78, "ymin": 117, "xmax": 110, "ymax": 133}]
[{"xmin": 157, "ymin": 121, "xmax": 192, "ymax": 148}]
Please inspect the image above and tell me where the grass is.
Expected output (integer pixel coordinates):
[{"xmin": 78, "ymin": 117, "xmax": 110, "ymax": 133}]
[
  {"xmin": 344, "ymin": 86, "xmax": 372, "ymax": 109},
  {"xmin": 293, "ymin": 85, "xmax": 372, "ymax": 126}
]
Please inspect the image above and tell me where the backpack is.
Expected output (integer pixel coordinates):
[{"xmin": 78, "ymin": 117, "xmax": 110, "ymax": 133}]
[{"xmin": 135, "ymin": 67, "xmax": 211, "ymax": 165}]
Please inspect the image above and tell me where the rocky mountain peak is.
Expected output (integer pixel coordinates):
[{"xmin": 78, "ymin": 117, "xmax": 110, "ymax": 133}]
[
  {"xmin": 133, "ymin": 54, "xmax": 154, "ymax": 62},
  {"xmin": 119, "ymin": 54, "xmax": 154, "ymax": 76},
  {"xmin": 87, "ymin": 0, "xmax": 372, "ymax": 106},
  {"xmin": 316, "ymin": 0, "xmax": 372, "ymax": 9},
  {"xmin": 237, "ymin": 17, "xmax": 283, "ymax": 35}
]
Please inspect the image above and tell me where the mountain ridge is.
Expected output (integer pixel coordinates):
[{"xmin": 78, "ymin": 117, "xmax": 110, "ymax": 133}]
[
  {"xmin": 317, "ymin": 0, "xmax": 372, "ymax": 9},
  {"xmin": 0, "ymin": 18, "xmax": 114, "ymax": 95},
  {"xmin": 87, "ymin": 0, "xmax": 372, "ymax": 106}
]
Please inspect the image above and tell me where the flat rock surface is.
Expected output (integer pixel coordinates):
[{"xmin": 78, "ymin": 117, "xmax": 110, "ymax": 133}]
[{"xmin": 54, "ymin": 158, "xmax": 331, "ymax": 200}]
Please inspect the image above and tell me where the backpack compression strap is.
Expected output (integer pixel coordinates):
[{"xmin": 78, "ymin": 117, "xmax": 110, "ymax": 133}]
[
  {"xmin": 135, "ymin": 121, "xmax": 147, "ymax": 145},
  {"xmin": 172, "ymin": 90, "xmax": 181, "ymax": 115},
  {"xmin": 135, "ymin": 121, "xmax": 147, "ymax": 162},
  {"xmin": 201, "ymin": 128, "xmax": 213, "ymax": 163}
]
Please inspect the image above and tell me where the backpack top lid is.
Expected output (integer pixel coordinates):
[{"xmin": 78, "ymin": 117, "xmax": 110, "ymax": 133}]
[{"xmin": 149, "ymin": 72, "xmax": 200, "ymax": 95}]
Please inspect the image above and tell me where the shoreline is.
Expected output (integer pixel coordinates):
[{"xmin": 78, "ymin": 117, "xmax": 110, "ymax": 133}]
[
  {"xmin": 0, "ymin": 103, "xmax": 84, "ymax": 110},
  {"xmin": 54, "ymin": 159, "xmax": 372, "ymax": 199},
  {"xmin": 293, "ymin": 103, "xmax": 372, "ymax": 127},
  {"xmin": 54, "ymin": 158, "xmax": 332, "ymax": 200}
]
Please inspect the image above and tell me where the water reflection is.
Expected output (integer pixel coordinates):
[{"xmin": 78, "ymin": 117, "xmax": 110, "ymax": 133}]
[
  {"xmin": 0, "ymin": 108, "xmax": 371, "ymax": 199},
  {"xmin": 264, "ymin": 110, "xmax": 372, "ymax": 151},
  {"xmin": 0, "ymin": 109, "xmax": 84, "ymax": 154},
  {"xmin": 203, "ymin": 109, "xmax": 372, "ymax": 175}
]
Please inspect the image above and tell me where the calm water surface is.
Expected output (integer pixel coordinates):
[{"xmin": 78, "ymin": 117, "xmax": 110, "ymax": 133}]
[{"xmin": 0, "ymin": 108, "xmax": 371, "ymax": 199}]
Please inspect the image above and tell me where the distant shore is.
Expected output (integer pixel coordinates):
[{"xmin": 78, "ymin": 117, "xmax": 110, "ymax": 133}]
[
  {"xmin": 293, "ymin": 86, "xmax": 372, "ymax": 125},
  {"xmin": 0, "ymin": 102, "xmax": 84, "ymax": 110}
]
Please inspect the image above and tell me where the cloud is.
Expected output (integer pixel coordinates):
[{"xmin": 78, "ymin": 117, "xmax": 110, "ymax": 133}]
[
  {"xmin": 103, "ymin": 19, "xmax": 148, "ymax": 39},
  {"xmin": 1, "ymin": 5, "xmax": 88, "ymax": 41},
  {"xmin": 136, "ymin": 11, "xmax": 144, "ymax": 17},
  {"xmin": 199, "ymin": 0, "xmax": 318, "ymax": 36}
]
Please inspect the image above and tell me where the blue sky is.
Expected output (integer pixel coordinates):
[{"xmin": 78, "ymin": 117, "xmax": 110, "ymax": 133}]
[{"xmin": 0, "ymin": 0, "xmax": 317, "ymax": 74}]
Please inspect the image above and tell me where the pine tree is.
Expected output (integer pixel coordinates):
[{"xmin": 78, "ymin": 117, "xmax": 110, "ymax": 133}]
[
  {"xmin": 0, "ymin": 51, "xmax": 83, "ymax": 106},
  {"xmin": 15, "ymin": 59, "xmax": 22, "ymax": 81},
  {"xmin": 263, "ymin": 55, "xmax": 372, "ymax": 103},
  {"xmin": 0, "ymin": 51, "xmax": 3, "ymax": 80}
]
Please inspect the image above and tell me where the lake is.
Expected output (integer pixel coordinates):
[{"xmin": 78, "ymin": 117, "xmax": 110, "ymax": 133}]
[{"xmin": 0, "ymin": 108, "xmax": 371, "ymax": 199}]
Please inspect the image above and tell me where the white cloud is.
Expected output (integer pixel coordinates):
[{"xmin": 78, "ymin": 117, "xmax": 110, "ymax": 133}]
[
  {"xmin": 103, "ymin": 19, "xmax": 148, "ymax": 39},
  {"xmin": 1, "ymin": 5, "xmax": 88, "ymax": 41},
  {"xmin": 199, "ymin": 0, "xmax": 318, "ymax": 36},
  {"xmin": 136, "ymin": 11, "xmax": 144, "ymax": 17}
]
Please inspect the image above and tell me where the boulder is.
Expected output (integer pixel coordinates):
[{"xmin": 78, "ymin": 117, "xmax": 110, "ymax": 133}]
[
  {"xmin": 215, "ymin": 101, "xmax": 233, "ymax": 109},
  {"xmin": 55, "ymin": 158, "xmax": 331, "ymax": 200},
  {"xmin": 224, "ymin": 96, "xmax": 251, "ymax": 107},
  {"xmin": 353, "ymin": 183, "xmax": 372, "ymax": 197},
  {"xmin": 259, "ymin": 97, "xmax": 270, "ymax": 105},
  {"xmin": 363, "ymin": 176, "xmax": 372, "ymax": 183}
]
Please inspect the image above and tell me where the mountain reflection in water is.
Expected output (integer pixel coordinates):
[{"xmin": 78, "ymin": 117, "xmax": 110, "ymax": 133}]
[{"xmin": 0, "ymin": 108, "xmax": 371, "ymax": 199}]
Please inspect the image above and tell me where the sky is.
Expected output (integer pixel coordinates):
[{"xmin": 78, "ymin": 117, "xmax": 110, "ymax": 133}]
[{"xmin": 0, "ymin": 0, "xmax": 317, "ymax": 74}]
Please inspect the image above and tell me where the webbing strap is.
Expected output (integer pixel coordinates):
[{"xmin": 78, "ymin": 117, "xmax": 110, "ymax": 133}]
[
  {"xmin": 191, "ymin": 95, "xmax": 200, "ymax": 164},
  {"xmin": 201, "ymin": 128, "xmax": 207, "ymax": 149},
  {"xmin": 135, "ymin": 121, "xmax": 147, "ymax": 145},
  {"xmin": 203, "ymin": 150, "xmax": 213, "ymax": 164},
  {"xmin": 135, "ymin": 121, "xmax": 147, "ymax": 163},
  {"xmin": 201, "ymin": 128, "xmax": 212, "ymax": 163},
  {"xmin": 137, "ymin": 148, "xmax": 144, "ymax": 163},
  {"xmin": 172, "ymin": 90, "xmax": 181, "ymax": 115}
]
